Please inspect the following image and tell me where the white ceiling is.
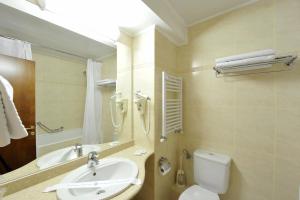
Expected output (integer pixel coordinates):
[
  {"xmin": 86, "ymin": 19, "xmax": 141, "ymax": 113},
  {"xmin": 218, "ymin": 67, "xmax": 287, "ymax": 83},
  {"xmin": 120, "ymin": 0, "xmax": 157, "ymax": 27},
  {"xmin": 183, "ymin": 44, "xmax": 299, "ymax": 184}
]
[
  {"xmin": 142, "ymin": 0, "xmax": 257, "ymax": 44},
  {"xmin": 0, "ymin": 1, "xmax": 116, "ymax": 60},
  {"xmin": 167, "ymin": 0, "xmax": 256, "ymax": 26},
  {"xmin": 0, "ymin": 0, "xmax": 258, "ymax": 56},
  {"xmin": 0, "ymin": 0, "xmax": 178, "ymax": 58}
]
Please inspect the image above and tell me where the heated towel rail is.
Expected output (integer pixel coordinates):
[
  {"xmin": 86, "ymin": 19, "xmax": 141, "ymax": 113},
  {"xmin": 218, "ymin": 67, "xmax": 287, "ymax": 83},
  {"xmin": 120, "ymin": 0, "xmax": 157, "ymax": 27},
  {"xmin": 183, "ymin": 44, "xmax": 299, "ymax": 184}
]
[{"xmin": 161, "ymin": 72, "xmax": 182, "ymax": 142}]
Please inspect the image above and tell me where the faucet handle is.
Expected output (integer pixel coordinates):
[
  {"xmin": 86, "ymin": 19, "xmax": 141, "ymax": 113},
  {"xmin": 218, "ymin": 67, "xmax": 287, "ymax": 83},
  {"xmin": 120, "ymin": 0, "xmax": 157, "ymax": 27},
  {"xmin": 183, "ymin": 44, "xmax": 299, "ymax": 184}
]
[
  {"xmin": 88, "ymin": 151, "xmax": 98, "ymax": 160},
  {"xmin": 74, "ymin": 143, "xmax": 83, "ymax": 157},
  {"xmin": 87, "ymin": 151, "xmax": 99, "ymax": 167},
  {"xmin": 74, "ymin": 143, "xmax": 82, "ymax": 149}
]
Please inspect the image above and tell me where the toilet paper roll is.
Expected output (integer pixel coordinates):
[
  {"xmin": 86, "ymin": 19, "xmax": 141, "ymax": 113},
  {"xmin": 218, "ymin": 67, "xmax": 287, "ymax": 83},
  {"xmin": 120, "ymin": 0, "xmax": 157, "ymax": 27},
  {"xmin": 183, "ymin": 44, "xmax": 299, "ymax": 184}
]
[{"xmin": 159, "ymin": 161, "xmax": 171, "ymax": 176}]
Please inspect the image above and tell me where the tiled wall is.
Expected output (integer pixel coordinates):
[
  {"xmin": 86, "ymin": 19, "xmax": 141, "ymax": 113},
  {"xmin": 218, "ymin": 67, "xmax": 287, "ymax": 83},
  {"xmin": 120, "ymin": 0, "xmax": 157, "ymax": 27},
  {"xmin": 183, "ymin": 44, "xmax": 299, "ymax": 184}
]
[
  {"xmin": 177, "ymin": 0, "xmax": 300, "ymax": 199},
  {"xmin": 35, "ymin": 51, "xmax": 121, "ymax": 145},
  {"xmin": 154, "ymin": 30, "xmax": 179, "ymax": 200},
  {"xmin": 132, "ymin": 27, "xmax": 156, "ymax": 149},
  {"xmin": 100, "ymin": 54, "xmax": 117, "ymax": 143},
  {"xmin": 131, "ymin": 27, "xmax": 156, "ymax": 200},
  {"xmin": 131, "ymin": 27, "xmax": 180, "ymax": 200},
  {"xmin": 33, "ymin": 52, "xmax": 86, "ymax": 135},
  {"xmin": 116, "ymin": 33, "xmax": 133, "ymax": 143}
]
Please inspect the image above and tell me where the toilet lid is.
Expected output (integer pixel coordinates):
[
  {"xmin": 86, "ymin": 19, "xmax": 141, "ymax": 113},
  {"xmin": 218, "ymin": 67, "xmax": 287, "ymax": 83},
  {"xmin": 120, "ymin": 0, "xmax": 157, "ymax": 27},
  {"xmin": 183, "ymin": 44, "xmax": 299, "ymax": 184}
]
[{"xmin": 179, "ymin": 185, "xmax": 219, "ymax": 200}]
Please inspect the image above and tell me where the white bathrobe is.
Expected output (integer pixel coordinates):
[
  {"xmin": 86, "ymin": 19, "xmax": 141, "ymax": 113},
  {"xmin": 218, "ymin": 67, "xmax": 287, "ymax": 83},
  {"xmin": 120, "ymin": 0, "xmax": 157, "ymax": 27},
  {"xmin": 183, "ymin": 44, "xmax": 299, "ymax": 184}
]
[{"xmin": 0, "ymin": 75, "xmax": 28, "ymax": 147}]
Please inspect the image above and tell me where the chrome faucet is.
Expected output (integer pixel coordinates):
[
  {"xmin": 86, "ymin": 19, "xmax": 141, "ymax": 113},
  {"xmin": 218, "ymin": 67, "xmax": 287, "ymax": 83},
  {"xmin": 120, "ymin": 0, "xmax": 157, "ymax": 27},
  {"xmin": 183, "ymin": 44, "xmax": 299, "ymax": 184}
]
[
  {"xmin": 87, "ymin": 151, "xmax": 99, "ymax": 176},
  {"xmin": 74, "ymin": 143, "xmax": 83, "ymax": 157}
]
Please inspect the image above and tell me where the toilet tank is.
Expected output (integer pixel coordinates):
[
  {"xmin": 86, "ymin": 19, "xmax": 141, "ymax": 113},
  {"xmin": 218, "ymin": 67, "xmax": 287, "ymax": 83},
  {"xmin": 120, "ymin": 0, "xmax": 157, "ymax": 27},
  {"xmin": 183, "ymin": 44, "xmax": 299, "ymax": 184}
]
[{"xmin": 194, "ymin": 149, "xmax": 231, "ymax": 194}]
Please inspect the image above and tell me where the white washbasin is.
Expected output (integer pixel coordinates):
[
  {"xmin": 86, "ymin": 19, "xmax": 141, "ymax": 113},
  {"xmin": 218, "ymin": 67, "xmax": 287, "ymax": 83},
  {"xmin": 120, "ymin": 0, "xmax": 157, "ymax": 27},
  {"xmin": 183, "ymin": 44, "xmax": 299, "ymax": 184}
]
[
  {"xmin": 37, "ymin": 145, "xmax": 100, "ymax": 169},
  {"xmin": 57, "ymin": 157, "xmax": 138, "ymax": 200}
]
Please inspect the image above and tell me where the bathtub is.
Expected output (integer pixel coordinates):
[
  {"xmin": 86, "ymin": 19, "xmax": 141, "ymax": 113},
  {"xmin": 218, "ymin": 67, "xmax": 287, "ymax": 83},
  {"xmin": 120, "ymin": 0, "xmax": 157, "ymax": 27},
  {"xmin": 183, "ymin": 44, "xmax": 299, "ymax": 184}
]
[{"xmin": 36, "ymin": 128, "xmax": 82, "ymax": 157}]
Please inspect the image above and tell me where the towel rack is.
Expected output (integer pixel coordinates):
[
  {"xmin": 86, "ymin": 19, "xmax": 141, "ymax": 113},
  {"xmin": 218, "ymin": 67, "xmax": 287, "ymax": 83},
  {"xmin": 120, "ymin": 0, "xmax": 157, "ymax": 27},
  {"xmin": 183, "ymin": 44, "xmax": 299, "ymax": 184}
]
[
  {"xmin": 161, "ymin": 72, "xmax": 183, "ymax": 142},
  {"xmin": 213, "ymin": 55, "xmax": 297, "ymax": 78}
]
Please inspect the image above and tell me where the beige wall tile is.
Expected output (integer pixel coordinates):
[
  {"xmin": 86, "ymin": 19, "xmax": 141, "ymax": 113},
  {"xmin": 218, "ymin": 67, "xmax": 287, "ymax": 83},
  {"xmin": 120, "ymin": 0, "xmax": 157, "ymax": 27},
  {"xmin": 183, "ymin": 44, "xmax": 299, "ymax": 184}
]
[
  {"xmin": 275, "ymin": 65, "xmax": 300, "ymax": 108},
  {"xmin": 176, "ymin": 0, "xmax": 300, "ymax": 200},
  {"xmin": 34, "ymin": 51, "xmax": 122, "ymax": 145},
  {"xmin": 274, "ymin": 158, "xmax": 300, "ymax": 200},
  {"xmin": 130, "ymin": 28, "xmax": 156, "ymax": 149},
  {"xmin": 133, "ymin": 66, "xmax": 155, "ymax": 148},
  {"xmin": 33, "ymin": 52, "xmax": 86, "ymax": 135},
  {"xmin": 100, "ymin": 54, "xmax": 117, "ymax": 143},
  {"xmin": 133, "ymin": 27, "xmax": 155, "ymax": 67},
  {"xmin": 131, "ymin": 1, "xmax": 300, "ymax": 199},
  {"xmin": 116, "ymin": 32, "xmax": 133, "ymax": 143},
  {"xmin": 154, "ymin": 31, "xmax": 180, "ymax": 200}
]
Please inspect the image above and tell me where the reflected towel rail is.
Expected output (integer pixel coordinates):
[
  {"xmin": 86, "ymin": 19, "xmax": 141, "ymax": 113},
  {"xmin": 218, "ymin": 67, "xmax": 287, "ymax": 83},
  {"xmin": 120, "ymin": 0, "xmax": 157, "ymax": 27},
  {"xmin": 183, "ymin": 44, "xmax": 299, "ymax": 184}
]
[{"xmin": 37, "ymin": 121, "xmax": 64, "ymax": 133}]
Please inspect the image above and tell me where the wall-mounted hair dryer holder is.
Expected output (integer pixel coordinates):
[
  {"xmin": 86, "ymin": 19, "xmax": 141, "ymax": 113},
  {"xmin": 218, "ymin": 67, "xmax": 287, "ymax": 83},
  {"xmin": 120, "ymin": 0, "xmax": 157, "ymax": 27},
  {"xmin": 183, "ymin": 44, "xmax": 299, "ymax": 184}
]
[
  {"xmin": 110, "ymin": 92, "xmax": 127, "ymax": 134},
  {"xmin": 134, "ymin": 91, "xmax": 151, "ymax": 135}
]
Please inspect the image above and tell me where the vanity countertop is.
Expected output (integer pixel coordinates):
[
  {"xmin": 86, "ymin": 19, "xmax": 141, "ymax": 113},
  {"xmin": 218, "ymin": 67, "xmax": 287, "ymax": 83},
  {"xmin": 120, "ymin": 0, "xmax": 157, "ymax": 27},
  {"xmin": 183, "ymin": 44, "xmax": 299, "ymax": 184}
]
[{"xmin": 2, "ymin": 145, "xmax": 153, "ymax": 200}]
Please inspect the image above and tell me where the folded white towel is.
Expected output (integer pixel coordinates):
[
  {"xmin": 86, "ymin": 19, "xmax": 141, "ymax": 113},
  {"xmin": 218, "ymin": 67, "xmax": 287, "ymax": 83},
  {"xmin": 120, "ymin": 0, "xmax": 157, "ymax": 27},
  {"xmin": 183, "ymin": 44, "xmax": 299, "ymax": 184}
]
[
  {"xmin": 216, "ymin": 55, "xmax": 275, "ymax": 68},
  {"xmin": 216, "ymin": 49, "xmax": 275, "ymax": 64},
  {"xmin": 0, "ymin": 75, "xmax": 27, "ymax": 147}
]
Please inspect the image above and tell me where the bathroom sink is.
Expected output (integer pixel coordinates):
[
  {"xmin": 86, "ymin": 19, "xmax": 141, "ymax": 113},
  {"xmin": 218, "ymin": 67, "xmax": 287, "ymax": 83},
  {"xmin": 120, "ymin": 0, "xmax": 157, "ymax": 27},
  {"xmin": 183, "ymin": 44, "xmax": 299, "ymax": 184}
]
[
  {"xmin": 37, "ymin": 145, "xmax": 100, "ymax": 169},
  {"xmin": 56, "ymin": 157, "xmax": 139, "ymax": 200}
]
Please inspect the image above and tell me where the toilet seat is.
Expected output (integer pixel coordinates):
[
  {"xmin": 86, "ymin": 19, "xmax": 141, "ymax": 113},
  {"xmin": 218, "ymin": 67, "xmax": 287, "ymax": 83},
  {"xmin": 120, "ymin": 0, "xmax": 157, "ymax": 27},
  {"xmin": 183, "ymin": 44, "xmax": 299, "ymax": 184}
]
[{"xmin": 179, "ymin": 185, "xmax": 220, "ymax": 200}]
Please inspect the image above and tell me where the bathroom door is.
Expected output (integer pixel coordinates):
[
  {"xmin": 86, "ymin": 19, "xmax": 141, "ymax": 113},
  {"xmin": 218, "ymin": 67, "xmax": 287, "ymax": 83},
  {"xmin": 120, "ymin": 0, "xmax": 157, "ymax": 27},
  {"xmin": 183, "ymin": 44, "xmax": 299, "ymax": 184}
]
[{"xmin": 0, "ymin": 54, "xmax": 36, "ymax": 173}]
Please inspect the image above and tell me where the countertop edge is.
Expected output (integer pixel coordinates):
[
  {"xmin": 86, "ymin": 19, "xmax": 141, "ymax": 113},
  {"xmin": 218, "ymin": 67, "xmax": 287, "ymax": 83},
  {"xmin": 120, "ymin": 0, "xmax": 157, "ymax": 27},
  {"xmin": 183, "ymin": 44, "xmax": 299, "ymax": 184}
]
[{"xmin": 2, "ymin": 145, "xmax": 154, "ymax": 200}]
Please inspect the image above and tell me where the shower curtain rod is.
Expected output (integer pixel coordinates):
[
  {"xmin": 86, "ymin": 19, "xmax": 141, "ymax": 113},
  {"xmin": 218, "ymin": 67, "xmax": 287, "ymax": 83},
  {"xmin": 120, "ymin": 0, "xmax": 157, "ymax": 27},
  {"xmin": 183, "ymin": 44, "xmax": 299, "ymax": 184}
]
[{"xmin": 0, "ymin": 34, "xmax": 89, "ymax": 60}]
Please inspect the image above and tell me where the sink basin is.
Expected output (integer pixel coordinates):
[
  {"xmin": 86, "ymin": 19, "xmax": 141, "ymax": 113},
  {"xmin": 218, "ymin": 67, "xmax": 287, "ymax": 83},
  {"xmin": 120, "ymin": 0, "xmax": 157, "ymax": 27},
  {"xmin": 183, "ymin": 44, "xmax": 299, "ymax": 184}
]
[
  {"xmin": 37, "ymin": 145, "xmax": 100, "ymax": 169},
  {"xmin": 57, "ymin": 157, "xmax": 138, "ymax": 200}
]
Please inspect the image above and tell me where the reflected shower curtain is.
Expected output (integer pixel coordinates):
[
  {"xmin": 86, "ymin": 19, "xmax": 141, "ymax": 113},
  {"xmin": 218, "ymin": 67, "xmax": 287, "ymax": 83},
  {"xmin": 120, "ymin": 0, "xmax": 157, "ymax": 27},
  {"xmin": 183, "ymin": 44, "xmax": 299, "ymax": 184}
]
[
  {"xmin": 0, "ymin": 36, "xmax": 32, "ymax": 60},
  {"xmin": 82, "ymin": 59, "xmax": 102, "ymax": 144}
]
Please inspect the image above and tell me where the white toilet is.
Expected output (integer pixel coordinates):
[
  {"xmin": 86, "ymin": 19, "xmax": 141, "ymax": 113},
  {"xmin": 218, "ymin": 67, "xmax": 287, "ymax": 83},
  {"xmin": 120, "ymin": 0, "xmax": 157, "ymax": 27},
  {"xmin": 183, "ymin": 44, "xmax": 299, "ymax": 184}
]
[{"xmin": 179, "ymin": 149, "xmax": 231, "ymax": 200}]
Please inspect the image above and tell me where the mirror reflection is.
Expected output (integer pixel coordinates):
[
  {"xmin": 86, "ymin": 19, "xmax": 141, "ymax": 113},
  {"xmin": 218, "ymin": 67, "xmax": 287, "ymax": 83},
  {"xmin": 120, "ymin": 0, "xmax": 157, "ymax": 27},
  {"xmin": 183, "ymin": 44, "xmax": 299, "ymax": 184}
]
[{"xmin": 0, "ymin": 35, "xmax": 130, "ymax": 178}]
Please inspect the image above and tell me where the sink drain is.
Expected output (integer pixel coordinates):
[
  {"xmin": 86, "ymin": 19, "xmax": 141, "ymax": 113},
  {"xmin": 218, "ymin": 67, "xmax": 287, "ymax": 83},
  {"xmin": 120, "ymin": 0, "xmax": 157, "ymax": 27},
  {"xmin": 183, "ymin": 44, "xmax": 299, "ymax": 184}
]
[{"xmin": 97, "ymin": 189, "xmax": 106, "ymax": 195}]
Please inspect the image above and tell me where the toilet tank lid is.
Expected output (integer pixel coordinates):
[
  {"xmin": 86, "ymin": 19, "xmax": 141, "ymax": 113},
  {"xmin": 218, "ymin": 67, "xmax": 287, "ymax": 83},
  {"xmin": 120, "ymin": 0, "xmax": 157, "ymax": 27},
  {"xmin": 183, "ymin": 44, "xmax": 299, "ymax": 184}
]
[{"xmin": 194, "ymin": 150, "xmax": 231, "ymax": 165}]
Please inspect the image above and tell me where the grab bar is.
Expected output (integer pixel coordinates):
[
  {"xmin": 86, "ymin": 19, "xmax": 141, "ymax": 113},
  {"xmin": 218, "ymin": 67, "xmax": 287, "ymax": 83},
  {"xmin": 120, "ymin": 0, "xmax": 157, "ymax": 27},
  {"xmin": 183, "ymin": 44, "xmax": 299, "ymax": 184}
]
[{"xmin": 36, "ymin": 121, "xmax": 64, "ymax": 133}]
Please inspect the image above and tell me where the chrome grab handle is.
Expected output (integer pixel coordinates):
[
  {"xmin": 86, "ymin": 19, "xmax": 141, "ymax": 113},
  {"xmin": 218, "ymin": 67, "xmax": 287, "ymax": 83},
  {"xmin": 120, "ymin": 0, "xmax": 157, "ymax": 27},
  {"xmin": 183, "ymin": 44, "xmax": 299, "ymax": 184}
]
[{"xmin": 36, "ymin": 121, "xmax": 64, "ymax": 133}]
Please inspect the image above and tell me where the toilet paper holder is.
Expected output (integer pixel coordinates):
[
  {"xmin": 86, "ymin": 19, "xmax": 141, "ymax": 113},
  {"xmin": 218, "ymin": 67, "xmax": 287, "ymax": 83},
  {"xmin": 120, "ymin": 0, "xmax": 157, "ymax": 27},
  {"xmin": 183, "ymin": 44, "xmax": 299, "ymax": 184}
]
[{"xmin": 159, "ymin": 157, "xmax": 171, "ymax": 176}]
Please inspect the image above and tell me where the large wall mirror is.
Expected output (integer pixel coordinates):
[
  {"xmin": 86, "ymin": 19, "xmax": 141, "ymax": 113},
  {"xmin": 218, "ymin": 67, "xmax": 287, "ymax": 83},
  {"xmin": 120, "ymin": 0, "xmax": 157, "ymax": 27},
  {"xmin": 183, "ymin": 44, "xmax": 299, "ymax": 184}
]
[{"xmin": 0, "ymin": 2, "xmax": 132, "ymax": 183}]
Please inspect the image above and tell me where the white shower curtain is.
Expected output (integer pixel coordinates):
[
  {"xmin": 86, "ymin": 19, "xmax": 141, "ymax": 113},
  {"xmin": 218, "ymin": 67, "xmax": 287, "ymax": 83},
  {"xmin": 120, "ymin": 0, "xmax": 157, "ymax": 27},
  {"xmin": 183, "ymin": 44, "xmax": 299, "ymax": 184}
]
[
  {"xmin": 0, "ymin": 37, "xmax": 32, "ymax": 60},
  {"xmin": 82, "ymin": 59, "xmax": 102, "ymax": 144}
]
